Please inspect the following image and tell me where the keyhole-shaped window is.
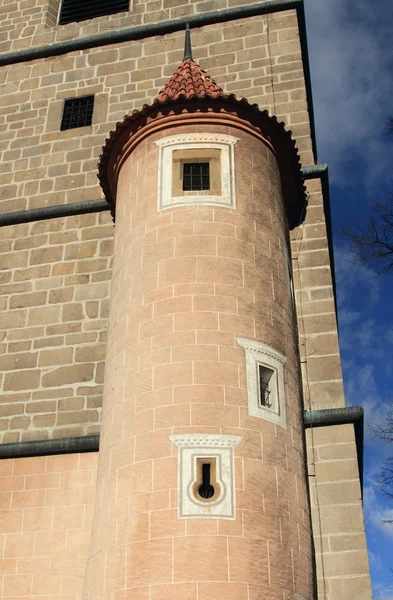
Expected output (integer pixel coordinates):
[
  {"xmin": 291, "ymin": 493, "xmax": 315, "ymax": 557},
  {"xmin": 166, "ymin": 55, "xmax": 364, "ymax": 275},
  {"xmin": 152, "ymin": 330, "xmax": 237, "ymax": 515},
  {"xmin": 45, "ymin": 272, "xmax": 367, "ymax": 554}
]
[
  {"xmin": 193, "ymin": 458, "xmax": 220, "ymax": 503},
  {"xmin": 170, "ymin": 433, "xmax": 242, "ymax": 518}
]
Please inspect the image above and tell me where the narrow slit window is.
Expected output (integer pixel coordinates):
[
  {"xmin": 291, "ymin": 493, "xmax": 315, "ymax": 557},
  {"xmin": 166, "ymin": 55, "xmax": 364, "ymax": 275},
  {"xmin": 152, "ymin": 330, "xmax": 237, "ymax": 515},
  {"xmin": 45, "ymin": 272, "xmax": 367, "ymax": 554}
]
[
  {"xmin": 58, "ymin": 0, "xmax": 129, "ymax": 25},
  {"xmin": 183, "ymin": 163, "xmax": 210, "ymax": 191},
  {"xmin": 259, "ymin": 365, "xmax": 274, "ymax": 408},
  {"xmin": 61, "ymin": 96, "xmax": 94, "ymax": 131},
  {"xmin": 193, "ymin": 457, "xmax": 220, "ymax": 504},
  {"xmin": 198, "ymin": 463, "xmax": 215, "ymax": 499}
]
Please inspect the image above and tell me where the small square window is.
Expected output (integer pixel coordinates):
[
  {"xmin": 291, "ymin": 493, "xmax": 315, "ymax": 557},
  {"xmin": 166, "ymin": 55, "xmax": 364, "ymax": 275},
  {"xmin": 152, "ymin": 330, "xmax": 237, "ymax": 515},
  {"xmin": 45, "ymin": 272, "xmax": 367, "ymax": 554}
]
[
  {"xmin": 183, "ymin": 163, "xmax": 210, "ymax": 191},
  {"xmin": 173, "ymin": 150, "xmax": 219, "ymax": 197},
  {"xmin": 58, "ymin": 0, "xmax": 129, "ymax": 25},
  {"xmin": 155, "ymin": 134, "xmax": 238, "ymax": 211},
  {"xmin": 60, "ymin": 96, "xmax": 94, "ymax": 131}
]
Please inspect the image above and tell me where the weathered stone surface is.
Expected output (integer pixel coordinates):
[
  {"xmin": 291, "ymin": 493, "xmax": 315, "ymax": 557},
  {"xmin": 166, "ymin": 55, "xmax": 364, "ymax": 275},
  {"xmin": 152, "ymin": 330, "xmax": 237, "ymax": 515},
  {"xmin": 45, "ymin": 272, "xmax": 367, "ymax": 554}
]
[{"xmin": 42, "ymin": 364, "xmax": 95, "ymax": 387}]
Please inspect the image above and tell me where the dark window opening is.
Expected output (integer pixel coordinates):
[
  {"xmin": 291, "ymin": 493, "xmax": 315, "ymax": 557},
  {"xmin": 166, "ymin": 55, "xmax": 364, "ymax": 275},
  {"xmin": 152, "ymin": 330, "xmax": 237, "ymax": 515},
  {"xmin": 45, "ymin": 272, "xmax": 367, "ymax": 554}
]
[
  {"xmin": 198, "ymin": 463, "xmax": 215, "ymax": 499},
  {"xmin": 61, "ymin": 96, "xmax": 94, "ymax": 131},
  {"xmin": 59, "ymin": 0, "xmax": 129, "ymax": 25},
  {"xmin": 183, "ymin": 163, "xmax": 210, "ymax": 191},
  {"xmin": 259, "ymin": 365, "xmax": 273, "ymax": 408}
]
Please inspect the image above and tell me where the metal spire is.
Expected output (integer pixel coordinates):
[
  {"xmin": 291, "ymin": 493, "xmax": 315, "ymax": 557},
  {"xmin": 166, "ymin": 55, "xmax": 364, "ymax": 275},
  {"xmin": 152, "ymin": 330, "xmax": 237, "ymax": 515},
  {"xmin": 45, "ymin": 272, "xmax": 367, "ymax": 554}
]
[{"xmin": 183, "ymin": 23, "xmax": 193, "ymax": 61}]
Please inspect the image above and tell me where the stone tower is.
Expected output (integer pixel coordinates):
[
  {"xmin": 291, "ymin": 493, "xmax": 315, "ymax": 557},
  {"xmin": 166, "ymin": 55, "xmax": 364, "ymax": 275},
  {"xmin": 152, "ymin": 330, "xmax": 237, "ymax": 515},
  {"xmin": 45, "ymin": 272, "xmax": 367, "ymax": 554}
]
[
  {"xmin": 82, "ymin": 29, "xmax": 314, "ymax": 598},
  {"xmin": 0, "ymin": 1, "xmax": 372, "ymax": 599}
]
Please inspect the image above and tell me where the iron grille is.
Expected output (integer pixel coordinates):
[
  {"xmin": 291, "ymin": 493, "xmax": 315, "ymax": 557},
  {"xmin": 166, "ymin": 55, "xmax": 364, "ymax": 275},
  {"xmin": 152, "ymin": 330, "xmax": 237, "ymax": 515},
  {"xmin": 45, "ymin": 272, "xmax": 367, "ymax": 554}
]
[
  {"xmin": 58, "ymin": 0, "xmax": 129, "ymax": 25},
  {"xmin": 183, "ymin": 163, "xmax": 210, "ymax": 191},
  {"xmin": 61, "ymin": 96, "xmax": 95, "ymax": 131},
  {"xmin": 259, "ymin": 380, "xmax": 271, "ymax": 408}
]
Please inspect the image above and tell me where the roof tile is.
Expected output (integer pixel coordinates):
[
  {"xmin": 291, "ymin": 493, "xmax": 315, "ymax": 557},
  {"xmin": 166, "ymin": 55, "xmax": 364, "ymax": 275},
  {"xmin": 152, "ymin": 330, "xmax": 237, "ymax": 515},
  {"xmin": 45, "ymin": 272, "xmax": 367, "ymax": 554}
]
[{"xmin": 156, "ymin": 58, "xmax": 225, "ymax": 103}]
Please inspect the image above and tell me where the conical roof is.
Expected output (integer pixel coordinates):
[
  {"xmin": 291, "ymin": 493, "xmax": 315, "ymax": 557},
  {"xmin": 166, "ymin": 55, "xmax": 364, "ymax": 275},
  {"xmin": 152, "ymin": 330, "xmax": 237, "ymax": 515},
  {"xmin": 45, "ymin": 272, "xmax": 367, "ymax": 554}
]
[
  {"xmin": 156, "ymin": 58, "xmax": 225, "ymax": 103},
  {"xmin": 156, "ymin": 24, "xmax": 225, "ymax": 102},
  {"xmin": 98, "ymin": 25, "xmax": 307, "ymax": 228}
]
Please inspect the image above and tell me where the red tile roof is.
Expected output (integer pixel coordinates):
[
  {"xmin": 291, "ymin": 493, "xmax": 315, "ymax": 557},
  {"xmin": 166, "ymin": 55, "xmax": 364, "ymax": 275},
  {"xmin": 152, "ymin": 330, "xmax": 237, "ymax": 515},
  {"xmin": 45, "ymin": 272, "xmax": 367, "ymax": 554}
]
[{"xmin": 156, "ymin": 58, "xmax": 225, "ymax": 103}]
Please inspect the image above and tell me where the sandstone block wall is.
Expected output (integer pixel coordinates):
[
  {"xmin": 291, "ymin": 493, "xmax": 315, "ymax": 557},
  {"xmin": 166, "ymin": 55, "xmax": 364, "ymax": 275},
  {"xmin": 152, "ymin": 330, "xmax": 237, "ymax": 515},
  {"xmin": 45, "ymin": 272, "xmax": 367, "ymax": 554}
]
[
  {"xmin": 0, "ymin": 5, "xmax": 321, "ymax": 440},
  {"xmin": 0, "ymin": 212, "xmax": 112, "ymax": 443},
  {"xmin": 307, "ymin": 425, "xmax": 372, "ymax": 599},
  {"xmin": 0, "ymin": 10, "xmax": 313, "ymax": 215},
  {"xmin": 291, "ymin": 178, "xmax": 346, "ymax": 410}
]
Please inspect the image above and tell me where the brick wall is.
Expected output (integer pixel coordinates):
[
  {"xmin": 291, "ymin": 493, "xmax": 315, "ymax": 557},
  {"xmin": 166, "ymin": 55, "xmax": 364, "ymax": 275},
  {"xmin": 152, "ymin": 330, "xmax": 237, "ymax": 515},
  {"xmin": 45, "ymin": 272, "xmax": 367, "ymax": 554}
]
[{"xmin": 0, "ymin": 451, "xmax": 97, "ymax": 598}]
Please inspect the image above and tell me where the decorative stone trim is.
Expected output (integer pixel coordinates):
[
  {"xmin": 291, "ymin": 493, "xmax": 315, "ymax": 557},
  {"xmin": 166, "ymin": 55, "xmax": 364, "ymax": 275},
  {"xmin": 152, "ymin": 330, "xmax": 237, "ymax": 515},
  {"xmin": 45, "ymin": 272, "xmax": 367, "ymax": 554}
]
[
  {"xmin": 170, "ymin": 434, "xmax": 241, "ymax": 448},
  {"xmin": 155, "ymin": 134, "xmax": 237, "ymax": 147},
  {"xmin": 170, "ymin": 433, "xmax": 242, "ymax": 519},
  {"xmin": 155, "ymin": 133, "xmax": 238, "ymax": 211},
  {"xmin": 237, "ymin": 337, "xmax": 287, "ymax": 428}
]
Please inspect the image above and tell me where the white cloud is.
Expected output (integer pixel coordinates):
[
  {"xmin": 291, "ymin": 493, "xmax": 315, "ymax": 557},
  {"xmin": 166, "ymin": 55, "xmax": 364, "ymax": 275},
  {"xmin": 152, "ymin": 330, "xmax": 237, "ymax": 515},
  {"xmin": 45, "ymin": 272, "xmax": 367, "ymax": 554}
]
[
  {"xmin": 364, "ymin": 484, "xmax": 393, "ymax": 541},
  {"xmin": 341, "ymin": 359, "xmax": 393, "ymax": 448},
  {"xmin": 343, "ymin": 361, "xmax": 386, "ymax": 423},
  {"xmin": 386, "ymin": 329, "xmax": 393, "ymax": 345},
  {"xmin": 334, "ymin": 245, "xmax": 380, "ymax": 308},
  {"xmin": 332, "ymin": 245, "xmax": 393, "ymax": 432},
  {"xmin": 369, "ymin": 550, "xmax": 383, "ymax": 572},
  {"xmin": 304, "ymin": 0, "xmax": 393, "ymax": 190}
]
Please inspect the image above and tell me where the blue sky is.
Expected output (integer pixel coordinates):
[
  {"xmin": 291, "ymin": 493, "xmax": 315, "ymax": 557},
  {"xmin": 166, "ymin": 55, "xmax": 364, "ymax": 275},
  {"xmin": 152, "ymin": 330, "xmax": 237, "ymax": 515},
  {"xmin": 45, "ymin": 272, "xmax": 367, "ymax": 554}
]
[{"xmin": 304, "ymin": 0, "xmax": 393, "ymax": 597}]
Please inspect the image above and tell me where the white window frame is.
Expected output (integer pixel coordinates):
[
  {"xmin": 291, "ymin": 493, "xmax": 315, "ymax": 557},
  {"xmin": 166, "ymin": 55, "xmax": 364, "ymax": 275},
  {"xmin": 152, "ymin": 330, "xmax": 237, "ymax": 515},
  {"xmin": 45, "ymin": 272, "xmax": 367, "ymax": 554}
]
[
  {"xmin": 155, "ymin": 133, "xmax": 238, "ymax": 211},
  {"xmin": 170, "ymin": 433, "xmax": 242, "ymax": 519},
  {"xmin": 237, "ymin": 337, "xmax": 287, "ymax": 428}
]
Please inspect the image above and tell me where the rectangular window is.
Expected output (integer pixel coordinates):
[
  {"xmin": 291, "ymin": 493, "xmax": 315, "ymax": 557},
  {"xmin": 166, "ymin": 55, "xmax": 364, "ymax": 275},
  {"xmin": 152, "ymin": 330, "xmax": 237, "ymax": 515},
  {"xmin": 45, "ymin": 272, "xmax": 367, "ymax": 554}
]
[
  {"xmin": 61, "ymin": 96, "xmax": 94, "ymax": 131},
  {"xmin": 155, "ymin": 134, "xmax": 237, "ymax": 211},
  {"xmin": 58, "ymin": 0, "xmax": 129, "ymax": 25},
  {"xmin": 183, "ymin": 163, "xmax": 210, "ymax": 191},
  {"xmin": 237, "ymin": 337, "xmax": 287, "ymax": 428},
  {"xmin": 259, "ymin": 365, "xmax": 274, "ymax": 408}
]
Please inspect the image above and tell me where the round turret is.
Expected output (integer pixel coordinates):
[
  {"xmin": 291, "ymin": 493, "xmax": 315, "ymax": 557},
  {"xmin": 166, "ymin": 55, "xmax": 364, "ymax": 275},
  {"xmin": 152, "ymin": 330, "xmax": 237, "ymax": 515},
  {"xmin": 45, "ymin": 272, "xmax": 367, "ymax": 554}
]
[{"xmin": 83, "ymin": 27, "xmax": 314, "ymax": 600}]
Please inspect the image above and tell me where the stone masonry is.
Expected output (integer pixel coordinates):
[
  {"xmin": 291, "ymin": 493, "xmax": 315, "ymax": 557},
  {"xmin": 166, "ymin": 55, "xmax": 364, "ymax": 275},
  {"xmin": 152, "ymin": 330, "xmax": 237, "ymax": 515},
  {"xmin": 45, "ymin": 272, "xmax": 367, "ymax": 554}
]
[
  {"xmin": 0, "ymin": 5, "xmax": 313, "ymax": 441},
  {"xmin": 0, "ymin": 0, "xmax": 371, "ymax": 598}
]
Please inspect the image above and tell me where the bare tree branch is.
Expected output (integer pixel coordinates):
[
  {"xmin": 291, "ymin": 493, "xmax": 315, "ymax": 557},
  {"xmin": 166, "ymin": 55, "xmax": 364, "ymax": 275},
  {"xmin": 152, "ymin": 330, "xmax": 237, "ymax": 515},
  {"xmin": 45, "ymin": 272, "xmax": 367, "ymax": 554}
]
[
  {"xmin": 343, "ymin": 196, "xmax": 393, "ymax": 274},
  {"xmin": 369, "ymin": 403, "xmax": 393, "ymax": 502},
  {"xmin": 345, "ymin": 118, "xmax": 393, "ymax": 534}
]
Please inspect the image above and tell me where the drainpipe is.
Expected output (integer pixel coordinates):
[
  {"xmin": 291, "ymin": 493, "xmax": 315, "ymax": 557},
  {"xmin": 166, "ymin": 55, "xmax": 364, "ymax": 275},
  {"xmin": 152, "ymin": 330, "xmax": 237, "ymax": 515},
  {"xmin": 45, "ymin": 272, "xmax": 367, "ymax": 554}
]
[
  {"xmin": 0, "ymin": 407, "xmax": 364, "ymax": 494},
  {"xmin": 0, "ymin": 0, "xmax": 302, "ymax": 66},
  {"xmin": 0, "ymin": 199, "xmax": 109, "ymax": 227},
  {"xmin": 0, "ymin": 435, "xmax": 99, "ymax": 459},
  {"xmin": 304, "ymin": 406, "xmax": 364, "ymax": 493}
]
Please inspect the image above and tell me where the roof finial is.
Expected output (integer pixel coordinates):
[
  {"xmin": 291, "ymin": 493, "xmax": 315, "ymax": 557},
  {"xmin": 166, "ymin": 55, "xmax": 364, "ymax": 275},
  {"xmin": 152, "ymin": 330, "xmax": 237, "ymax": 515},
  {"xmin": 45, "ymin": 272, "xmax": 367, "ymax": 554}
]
[{"xmin": 183, "ymin": 23, "xmax": 193, "ymax": 61}]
